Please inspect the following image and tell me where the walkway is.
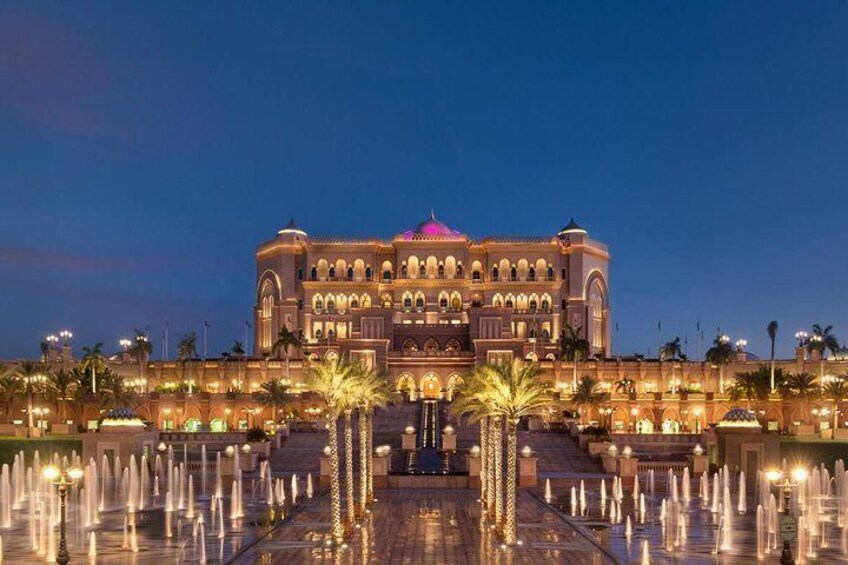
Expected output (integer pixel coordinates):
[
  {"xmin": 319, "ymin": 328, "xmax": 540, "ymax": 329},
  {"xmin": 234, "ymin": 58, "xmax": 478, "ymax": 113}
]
[{"xmin": 233, "ymin": 489, "xmax": 612, "ymax": 564}]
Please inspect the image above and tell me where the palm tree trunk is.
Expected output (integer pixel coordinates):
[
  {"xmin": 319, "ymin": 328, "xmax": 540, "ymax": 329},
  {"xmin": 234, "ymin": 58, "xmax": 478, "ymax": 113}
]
[
  {"xmin": 328, "ymin": 416, "xmax": 344, "ymax": 544},
  {"xmin": 344, "ymin": 410, "xmax": 355, "ymax": 530},
  {"xmin": 285, "ymin": 349, "xmax": 291, "ymax": 382},
  {"xmin": 504, "ymin": 420, "xmax": 518, "ymax": 545},
  {"xmin": 719, "ymin": 365, "xmax": 724, "ymax": 395},
  {"xmin": 367, "ymin": 412, "xmax": 375, "ymax": 504},
  {"xmin": 572, "ymin": 361, "xmax": 578, "ymax": 392},
  {"xmin": 27, "ymin": 390, "xmax": 33, "ymax": 438},
  {"xmin": 480, "ymin": 416, "xmax": 489, "ymax": 509},
  {"xmin": 493, "ymin": 416, "xmax": 503, "ymax": 528},
  {"xmin": 486, "ymin": 417, "xmax": 495, "ymax": 517},
  {"xmin": 770, "ymin": 340, "xmax": 776, "ymax": 393},
  {"xmin": 358, "ymin": 408, "xmax": 368, "ymax": 516}
]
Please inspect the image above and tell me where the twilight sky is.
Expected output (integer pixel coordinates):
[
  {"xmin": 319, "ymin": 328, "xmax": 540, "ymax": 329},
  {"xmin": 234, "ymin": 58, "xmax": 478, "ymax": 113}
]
[{"xmin": 1, "ymin": 2, "xmax": 847, "ymax": 360}]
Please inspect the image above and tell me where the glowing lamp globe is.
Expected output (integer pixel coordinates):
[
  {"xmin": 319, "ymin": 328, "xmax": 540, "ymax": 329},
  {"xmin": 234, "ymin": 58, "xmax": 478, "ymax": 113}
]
[
  {"xmin": 242, "ymin": 443, "xmax": 251, "ymax": 454},
  {"xmin": 157, "ymin": 442, "xmax": 168, "ymax": 453},
  {"xmin": 443, "ymin": 425, "xmax": 455, "ymax": 435},
  {"xmin": 404, "ymin": 426, "xmax": 415, "ymax": 435},
  {"xmin": 520, "ymin": 446, "xmax": 533, "ymax": 458},
  {"xmin": 68, "ymin": 466, "xmax": 84, "ymax": 481},
  {"xmin": 224, "ymin": 446, "xmax": 235, "ymax": 458},
  {"xmin": 42, "ymin": 465, "xmax": 60, "ymax": 481},
  {"xmin": 469, "ymin": 445, "xmax": 481, "ymax": 458},
  {"xmin": 608, "ymin": 444, "xmax": 619, "ymax": 457},
  {"xmin": 323, "ymin": 445, "xmax": 332, "ymax": 457},
  {"xmin": 693, "ymin": 444, "xmax": 704, "ymax": 456},
  {"xmin": 622, "ymin": 446, "xmax": 633, "ymax": 459}
]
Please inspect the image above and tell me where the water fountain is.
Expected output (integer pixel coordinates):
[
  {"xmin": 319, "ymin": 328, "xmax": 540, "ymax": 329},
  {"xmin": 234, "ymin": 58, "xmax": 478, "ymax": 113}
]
[
  {"xmin": 738, "ymin": 471, "xmax": 747, "ymax": 514},
  {"xmin": 291, "ymin": 474, "xmax": 299, "ymax": 505},
  {"xmin": 544, "ymin": 478, "xmax": 552, "ymax": 503},
  {"xmin": 307, "ymin": 473, "xmax": 314, "ymax": 499}
]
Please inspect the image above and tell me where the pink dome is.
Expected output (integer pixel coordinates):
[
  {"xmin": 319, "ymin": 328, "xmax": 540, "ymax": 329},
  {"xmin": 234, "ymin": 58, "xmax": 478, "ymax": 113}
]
[{"xmin": 402, "ymin": 212, "xmax": 462, "ymax": 239}]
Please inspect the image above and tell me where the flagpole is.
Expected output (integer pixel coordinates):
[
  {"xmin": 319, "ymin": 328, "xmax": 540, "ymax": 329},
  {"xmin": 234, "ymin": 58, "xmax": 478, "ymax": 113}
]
[
  {"xmin": 657, "ymin": 321, "xmax": 661, "ymax": 361},
  {"xmin": 164, "ymin": 320, "xmax": 169, "ymax": 361},
  {"xmin": 203, "ymin": 321, "xmax": 208, "ymax": 361}
]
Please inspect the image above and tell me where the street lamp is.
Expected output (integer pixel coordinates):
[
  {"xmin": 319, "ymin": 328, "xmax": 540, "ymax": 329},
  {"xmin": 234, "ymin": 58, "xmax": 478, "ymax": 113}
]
[
  {"xmin": 794, "ymin": 331, "xmax": 808, "ymax": 347},
  {"xmin": 720, "ymin": 335, "xmax": 730, "ymax": 344},
  {"xmin": 58, "ymin": 330, "xmax": 73, "ymax": 345},
  {"xmin": 735, "ymin": 339, "xmax": 748, "ymax": 352},
  {"xmin": 766, "ymin": 467, "xmax": 809, "ymax": 565},
  {"xmin": 46, "ymin": 334, "xmax": 59, "ymax": 347},
  {"xmin": 43, "ymin": 464, "xmax": 84, "ymax": 565},
  {"xmin": 119, "ymin": 339, "xmax": 132, "ymax": 350}
]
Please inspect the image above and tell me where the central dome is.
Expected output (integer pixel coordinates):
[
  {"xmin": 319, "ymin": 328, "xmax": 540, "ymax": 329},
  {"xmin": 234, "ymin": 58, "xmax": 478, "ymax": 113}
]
[{"xmin": 401, "ymin": 211, "xmax": 462, "ymax": 239}]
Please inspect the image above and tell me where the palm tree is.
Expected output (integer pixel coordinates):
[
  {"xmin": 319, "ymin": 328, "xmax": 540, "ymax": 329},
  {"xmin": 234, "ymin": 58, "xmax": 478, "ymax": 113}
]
[
  {"xmin": 79, "ymin": 343, "xmax": 108, "ymax": 394},
  {"xmin": 808, "ymin": 324, "xmax": 840, "ymax": 391},
  {"xmin": 0, "ymin": 366, "xmax": 22, "ymax": 424},
  {"xmin": 256, "ymin": 379, "xmax": 289, "ymax": 423},
  {"xmin": 231, "ymin": 341, "xmax": 246, "ymax": 392},
  {"xmin": 727, "ymin": 366, "xmax": 770, "ymax": 410},
  {"xmin": 273, "ymin": 327, "xmax": 302, "ymax": 382},
  {"xmin": 705, "ymin": 334, "xmax": 734, "ymax": 394},
  {"xmin": 177, "ymin": 333, "xmax": 198, "ymax": 392},
  {"xmin": 486, "ymin": 360, "xmax": 552, "ymax": 545},
  {"xmin": 570, "ymin": 375, "xmax": 604, "ymax": 424},
  {"xmin": 98, "ymin": 369, "xmax": 139, "ymax": 411},
  {"xmin": 614, "ymin": 377, "xmax": 635, "ymax": 395},
  {"xmin": 824, "ymin": 377, "xmax": 848, "ymax": 429},
  {"xmin": 780, "ymin": 373, "xmax": 819, "ymax": 423},
  {"xmin": 48, "ymin": 369, "xmax": 79, "ymax": 424},
  {"xmin": 660, "ymin": 337, "xmax": 684, "ymax": 361},
  {"xmin": 305, "ymin": 358, "xmax": 357, "ymax": 544},
  {"xmin": 560, "ymin": 324, "xmax": 590, "ymax": 391},
  {"xmin": 13, "ymin": 361, "xmax": 50, "ymax": 437},
  {"xmin": 452, "ymin": 365, "xmax": 499, "ymax": 516},
  {"xmin": 129, "ymin": 329, "xmax": 153, "ymax": 385},
  {"xmin": 352, "ymin": 365, "xmax": 392, "ymax": 510},
  {"xmin": 767, "ymin": 321, "xmax": 779, "ymax": 392}
]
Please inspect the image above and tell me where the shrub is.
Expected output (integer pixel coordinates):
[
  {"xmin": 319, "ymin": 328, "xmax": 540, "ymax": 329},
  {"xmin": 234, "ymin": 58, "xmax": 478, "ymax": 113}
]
[{"xmin": 246, "ymin": 428, "xmax": 268, "ymax": 442}]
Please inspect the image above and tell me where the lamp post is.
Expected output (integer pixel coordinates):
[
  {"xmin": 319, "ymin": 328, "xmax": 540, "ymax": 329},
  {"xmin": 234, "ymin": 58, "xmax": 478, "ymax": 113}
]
[
  {"xmin": 59, "ymin": 330, "xmax": 73, "ymax": 346},
  {"xmin": 43, "ymin": 464, "xmax": 84, "ymax": 565},
  {"xmin": 766, "ymin": 467, "xmax": 809, "ymax": 565}
]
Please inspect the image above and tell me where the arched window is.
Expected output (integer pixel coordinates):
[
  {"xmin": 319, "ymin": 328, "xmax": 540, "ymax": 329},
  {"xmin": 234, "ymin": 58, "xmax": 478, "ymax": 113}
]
[
  {"xmin": 561, "ymin": 268, "xmax": 567, "ymax": 280},
  {"xmin": 437, "ymin": 264, "xmax": 445, "ymax": 279},
  {"xmin": 445, "ymin": 338, "xmax": 461, "ymax": 353},
  {"xmin": 314, "ymin": 296, "xmax": 324, "ymax": 311},
  {"xmin": 456, "ymin": 264, "xmax": 464, "ymax": 278},
  {"xmin": 361, "ymin": 294, "xmax": 371, "ymax": 307},
  {"xmin": 315, "ymin": 328, "xmax": 323, "ymax": 338},
  {"xmin": 382, "ymin": 293, "xmax": 393, "ymax": 308},
  {"xmin": 510, "ymin": 266, "xmax": 517, "ymax": 281},
  {"xmin": 327, "ymin": 298, "xmax": 335, "ymax": 312},
  {"xmin": 402, "ymin": 338, "xmax": 419, "ymax": 352},
  {"xmin": 529, "ymin": 298, "xmax": 538, "ymax": 312},
  {"xmin": 327, "ymin": 328, "xmax": 335, "ymax": 340},
  {"xmin": 541, "ymin": 298, "xmax": 550, "ymax": 311},
  {"xmin": 401, "ymin": 264, "xmax": 408, "ymax": 278},
  {"xmin": 382, "ymin": 269, "xmax": 391, "ymax": 281},
  {"xmin": 297, "ymin": 298, "xmax": 303, "ymax": 310},
  {"xmin": 541, "ymin": 328, "xmax": 550, "ymax": 340},
  {"xmin": 328, "ymin": 266, "xmax": 336, "ymax": 279},
  {"xmin": 347, "ymin": 266, "xmax": 354, "ymax": 280},
  {"xmin": 492, "ymin": 266, "xmax": 499, "ymax": 280},
  {"xmin": 365, "ymin": 267, "xmax": 372, "ymax": 280},
  {"xmin": 403, "ymin": 295, "xmax": 413, "ymax": 309},
  {"xmin": 547, "ymin": 266, "xmax": 554, "ymax": 281},
  {"xmin": 310, "ymin": 267, "xmax": 318, "ymax": 281},
  {"xmin": 528, "ymin": 267, "xmax": 536, "ymax": 281},
  {"xmin": 473, "ymin": 269, "xmax": 481, "ymax": 281},
  {"xmin": 297, "ymin": 268, "xmax": 303, "ymax": 280},
  {"xmin": 350, "ymin": 297, "xmax": 359, "ymax": 308},
  {"xmin": 424, "ymin": 338, "xmax": 440, "ymax": 353},
  {"xmin": 493, "ymin": 294, "xmax": 503, "ymax": 308},
  {"xmin": 451, "ymin": 294, "xmax": 461, "ymax": 311},
  {"xmin": 439, "ymin": 296, "xmax": 448, "ymax": 309},
  {"xmin": 419, "ymin": 264, "xmax": 426, "ymax": 278},
  {"xmin": 505, "ymin": 297, "xmax": 514, "ymax": 308},
  {"xmin": 590, "ymin": 280, "xmax": 606, "ymax": 350},
  {"xmin": 415, "ymin": 295, "xmax": 425, "ymax": 310}
]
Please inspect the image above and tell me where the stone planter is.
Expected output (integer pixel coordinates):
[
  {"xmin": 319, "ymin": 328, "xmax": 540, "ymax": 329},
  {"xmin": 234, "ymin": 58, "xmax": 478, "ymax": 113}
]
[
  {"xmin": 519, "ymin": 457, "xmax": 537, "ymax": 487},
  {"xmin": 401, "ymin": 432, "xmax": 416, "ymax": 450},
  {"xmin": 248, "ymin": 441, "xmax": 271, "ymax": 458},
  {"xmin": 50, "ymin": 424, "xmax": 73, "ymax": 435},
  {"xmin": 373, "ymin": 455, "xmax": 389, "ymax": 489},
  {"xmin": 687, "ymin": 454, "xmax": 709, "ymax": 474},
  {"xmin": 601, "ymin": 455, "xmax": 617, "ymax": 473},
  {"xmin": 616, "ymin": 457, "xmax": 638, "ymax": 478},
  {"xmin": 789, "ymin": 424, "xmax": 816, "ymax": 437},
  {"xmin": 587, "ymin": 441, "xmax": 613, "ymax": 457},
  {"xmin": 833, "ymin": 428, "xmax": 848, "ymax": 440},
  {"xmin": 821, "ymin": 429, "xmax": 834, "ymax": 440},
  {"xmin": 441, "ymin": 433, "xmax": 456, "ymax": 451}
]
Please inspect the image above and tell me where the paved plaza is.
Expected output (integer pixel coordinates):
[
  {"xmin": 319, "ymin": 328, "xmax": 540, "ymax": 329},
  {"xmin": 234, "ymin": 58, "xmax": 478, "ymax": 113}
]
[{"xmin": 234, "ymin": 489, "xmax": 612, "ymax": 565}]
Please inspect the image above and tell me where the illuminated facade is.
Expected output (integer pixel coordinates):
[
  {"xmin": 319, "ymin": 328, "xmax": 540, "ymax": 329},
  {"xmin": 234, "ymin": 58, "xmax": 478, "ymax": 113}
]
[{"xmin": 254, "ymin": 213, "xmax": 610, "ymax": 397}]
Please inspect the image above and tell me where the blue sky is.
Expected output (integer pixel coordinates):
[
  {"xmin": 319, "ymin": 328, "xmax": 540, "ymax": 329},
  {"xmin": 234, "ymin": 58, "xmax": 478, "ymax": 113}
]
[{"xmin": 1, "ymin": 2, "xmax": 846, "ymax": 360}]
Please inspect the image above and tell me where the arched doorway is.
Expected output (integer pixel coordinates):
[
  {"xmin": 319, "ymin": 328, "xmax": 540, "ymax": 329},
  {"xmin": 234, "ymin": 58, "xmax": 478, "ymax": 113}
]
[
  {"xmin": 445, "ymin": 374, "xmax": 464, "ymax": 401},
  {"xmin": 420, "ymin": 373, "xmax": 442, "ymax": 399},
  {"xmin": 396, "ymin": 374, "xmax": 417, "ymax": 401}
]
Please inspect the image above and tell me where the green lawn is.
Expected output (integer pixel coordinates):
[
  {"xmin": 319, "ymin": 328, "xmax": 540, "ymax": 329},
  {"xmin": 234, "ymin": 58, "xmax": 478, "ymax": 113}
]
[
  {"xmin": 0, "ymin": 436, "xmax": 83, "ymax": 467},
  {"xmin": 779, "ymin": 437, "xmax": 848, "ymax": 470}
]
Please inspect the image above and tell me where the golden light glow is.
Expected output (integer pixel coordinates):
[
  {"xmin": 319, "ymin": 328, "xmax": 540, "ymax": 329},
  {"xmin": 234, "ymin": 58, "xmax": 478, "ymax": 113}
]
[
  {"xmin": 42, "ymin": 465, "xmax": 60, "ymax": 481},
  {"xmin": 792, "ymin": 468, "xmax": 809, "ymax": 482},
  {"xmin": 766, "ymin": 469, "xmax": 783, "ymax": 482},
  {"xmin": 67, "ymin": 466, "xmax": 84, "ymax": 481}
]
